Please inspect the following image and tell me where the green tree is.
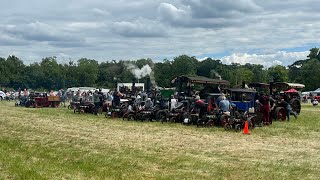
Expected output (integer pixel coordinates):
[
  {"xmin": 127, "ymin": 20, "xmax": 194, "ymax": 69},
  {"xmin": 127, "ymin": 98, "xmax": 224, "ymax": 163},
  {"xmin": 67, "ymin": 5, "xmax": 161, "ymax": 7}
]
[
  {"xmin": 197, "ymin": 58, "xmax": 224, "ymax": 78},
  {"xmin": 40, "ymin": 57, "xmax": 65, "ymax": 90},
  {"xmin": 171, "ymin": 55, "xmax": 197, "ymax": 76},
  {"xmin": 6, "ymin": 55, "xmax": 25, "ymax": 89},
  {"xmin": 76, "ymin": 58, "xmax": 99, "ymax": 87},
  {"xmin": 267, "ymin": 65, "xmax": 288, "ymax": 82},
  {"xmin": 244, "ymin": 63, "xmax": 267, "ymax": 83},
  {"xmin": 307, "ymin": 48, "xmax": 320, "ymax": 60},
  {"xmin": 154, "ymin": 59, "xmax": 173, "ymax": 87},
  {"xmin": 300, "ymin": 59, "xmax": 320, "ymax": 90},
  {"xmin": 24, "ymin": 63, "xmax": 44, "ymax": 90},
  {"xmin": 0, "ymin": 57, "xmax": 9, "ymax": 88}
]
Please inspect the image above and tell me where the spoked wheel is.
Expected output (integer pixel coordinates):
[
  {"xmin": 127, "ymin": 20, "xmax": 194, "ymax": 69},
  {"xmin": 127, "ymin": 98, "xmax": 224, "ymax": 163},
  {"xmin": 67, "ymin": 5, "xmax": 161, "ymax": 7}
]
[
  {"xmin": 127, "ymin": 114, "xmax": 135, "ymax": 121},
  {"xmin": 220, "ymin": 115, "xmax": 229, "ymax": 127},
  {"xmin": 274, "ymin": 107, "xmax": 286, "ymax": 121},
  {"xmin": 122, "ymin": 113, "xmax": 128, "ymax": 120},
  {"xmin": 196, "ymin": 119, "xmax": 205, "ymax": 127},
  {"xmin": 141, "ymin": 114, "xmax": 151, "ymax": 121},
  {"xmin": 290, "ymin": 98, "xmax": 301, "ymax": 115},
  {"xmin": 206, "ymin": 120, "xmax": 214, "ymax": 127},
  {"xmin": 159, "ymin": 113, "xmax": 167, "ymax": 123},
  {"xmin": 224, "ymin": 123, "xmax": 232, "ymax": 131},
  {"xmin": 156, "ymin": 111, "xmax": 167, "ymax": 122},
  {"xmin": 78, "ymin": 107, "xmax": 85, "ymax": 113},
  {"xmin": 248, "ymin": 116, "xmax": 256, "ymax": 129},
  {"xmin": 169, "ymin": 117, "xmax": 177, "ymax": 123},
  {"xmin": 235, "ymin": 124, "xmax": 242, "ymax": 132}
]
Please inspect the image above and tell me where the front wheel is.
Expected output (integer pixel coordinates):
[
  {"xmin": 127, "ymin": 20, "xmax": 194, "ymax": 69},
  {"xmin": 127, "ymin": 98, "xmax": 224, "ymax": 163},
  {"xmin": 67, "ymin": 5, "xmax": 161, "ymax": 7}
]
[
  {"xmin": 235, "ymin": 124, "xmax": 242, "ymax": 132},
  {"xmin": 206, "ymin": 120, "xmax": 214, "ymax": 127},
  {"xmin": 197, "ymin": 119, "xmax": 205, "ymax": 127},
  {"xmin": 169, "ymin": 117, "xmax": 177, "ymax": 123},
  {"xmin": 224, "ymin": 123, "xmax": 232, "ymax": 131},
  {"xmin": 127, "ymin": 114, "xmax": 135, "ymax": 121}
]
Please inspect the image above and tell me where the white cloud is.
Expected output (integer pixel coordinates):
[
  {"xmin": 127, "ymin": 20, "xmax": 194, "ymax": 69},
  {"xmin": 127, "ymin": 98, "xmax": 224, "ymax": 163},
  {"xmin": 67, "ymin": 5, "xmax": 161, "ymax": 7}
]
[
  {"xmin": 221, "ymin": 51, "xmax": 309, "ymax": 67},
  {"xmin": 92, "ymin": 8, "xmax": 110, "ymax": 16},
  {"xmin": 158, "ymin": 3, "xmax": 190, "ymax": 22},
  {"xmin": 112, "ymin": 18, "xmax": 167, "ymax": 37},
  {"xmin": 0, "ymin": 0, "xmax": 318, "ymax": 65}
]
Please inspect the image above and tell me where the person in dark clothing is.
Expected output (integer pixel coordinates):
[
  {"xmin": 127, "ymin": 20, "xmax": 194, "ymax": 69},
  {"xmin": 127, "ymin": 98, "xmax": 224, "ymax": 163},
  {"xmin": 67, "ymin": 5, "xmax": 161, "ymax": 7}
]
[
  {"xmin": 279, "ymin": 99, "xmax": 297, "ymax": 121},
  {"xmin": 269, "ymin": 96, "xmax": 277, "ymax": 125},
  {"xmin": 93, "ymin": 90, "xmax": 100, "ymax": 115},
  {"xmin": 256, "ymin": 93, "xmax": 271, "ymax": 125},
  {"xmin": 98, "ymin": 89, "xmax": 104, "ymax": 107},
  {"xmin": 112, "ymin": 89, "xmax": 122, "ymax": 107}
]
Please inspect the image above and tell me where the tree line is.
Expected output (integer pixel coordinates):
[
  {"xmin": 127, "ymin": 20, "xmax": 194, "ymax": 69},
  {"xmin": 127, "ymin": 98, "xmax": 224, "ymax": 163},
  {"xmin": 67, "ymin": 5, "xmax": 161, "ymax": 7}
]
[{"xmin": 0, "ymin": 48, "xmax": 319, "ymax": 91}]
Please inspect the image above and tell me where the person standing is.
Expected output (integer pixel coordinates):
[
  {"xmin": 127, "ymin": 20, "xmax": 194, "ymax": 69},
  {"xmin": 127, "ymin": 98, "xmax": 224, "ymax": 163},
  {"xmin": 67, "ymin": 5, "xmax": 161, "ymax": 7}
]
[
  {"xmin": 61, "ymin": 89, "xmax": 66, "ymax": 107},
  {"xmin": 93, "ymin": 90, "xmax": 100, "ymax": 115},
  {"xmin": 218, "ymin": 96, "xmax": 231, "ymax": 112},
  {"xmin": 269, "ymin": 96, "xmax": 277, "ymax": 125},
  {"xmin": 112, "ymin": 89, "xmax": 121, "ymax": 107},
  {"xmin": 256, "ymin": 93, "xmax": 271, "ymax": 125},
  {"xmin": 216, "ymin": 93, "xmax": 225, "ymax": 107},
  {"xmin": 170, "ymin": 95, "xmax": 177, "ymax": 111}
]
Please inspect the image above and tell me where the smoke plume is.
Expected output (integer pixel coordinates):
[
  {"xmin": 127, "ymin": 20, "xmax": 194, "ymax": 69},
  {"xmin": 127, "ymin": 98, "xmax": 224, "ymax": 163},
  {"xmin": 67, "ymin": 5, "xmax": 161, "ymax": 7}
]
[
  {"xmin": 125, "ymin": 63, "xmax": 157, "ymax": 87},
  {"xmin": 210, "ymin": 69, "xmax": 222, "ymax": 80}
]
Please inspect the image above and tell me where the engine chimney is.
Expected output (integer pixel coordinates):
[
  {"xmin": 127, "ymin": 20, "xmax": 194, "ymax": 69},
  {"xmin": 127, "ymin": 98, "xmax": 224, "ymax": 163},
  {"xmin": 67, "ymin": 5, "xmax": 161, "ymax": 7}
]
[
  {"xmin": 146, "ymin": 77, "xmax": 151, "ymax": 93},
  {"xmin": 242, "ymin": 81, "xmax": 246, "ymax": 89},
  {"xmin": 132, "ymin": 78, "xmax": 136, "ymax": 95}
]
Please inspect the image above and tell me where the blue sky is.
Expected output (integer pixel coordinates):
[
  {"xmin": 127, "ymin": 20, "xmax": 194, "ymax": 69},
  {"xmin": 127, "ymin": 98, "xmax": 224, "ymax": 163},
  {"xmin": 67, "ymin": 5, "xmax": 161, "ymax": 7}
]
[{"xmin": 0, "ymin": 0, "xmax": 319, "ymax": 67}]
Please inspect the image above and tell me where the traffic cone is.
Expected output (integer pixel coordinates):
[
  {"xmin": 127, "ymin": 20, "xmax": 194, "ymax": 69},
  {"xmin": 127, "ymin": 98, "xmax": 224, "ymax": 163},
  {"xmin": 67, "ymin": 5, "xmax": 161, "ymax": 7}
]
[{"xmin": 243, "ymin": 120, "xmax": 250, "ymax": 135}]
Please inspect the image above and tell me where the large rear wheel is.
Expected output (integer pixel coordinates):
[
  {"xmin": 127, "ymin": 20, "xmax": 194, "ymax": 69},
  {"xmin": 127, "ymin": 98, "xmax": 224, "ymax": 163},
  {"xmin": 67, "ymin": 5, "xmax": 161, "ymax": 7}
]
[
  {"xmin": 290, "ymin": 98, "xmax": 301, "ymax": 114},
  {"xmin": 274, "ymin": 107, "xmax": 286, "ymax": 121}
]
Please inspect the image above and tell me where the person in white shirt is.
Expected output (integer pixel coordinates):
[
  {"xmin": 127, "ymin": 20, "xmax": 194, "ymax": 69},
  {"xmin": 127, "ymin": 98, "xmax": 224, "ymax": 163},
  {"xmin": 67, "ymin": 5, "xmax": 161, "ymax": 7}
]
[{"xmin": 170, "ymin": 95, "xmax": 177, "ymax": 111}]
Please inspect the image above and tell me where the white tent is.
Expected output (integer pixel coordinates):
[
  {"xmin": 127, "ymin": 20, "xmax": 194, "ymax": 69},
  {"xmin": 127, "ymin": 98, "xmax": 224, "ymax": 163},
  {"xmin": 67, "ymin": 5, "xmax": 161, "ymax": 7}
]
[{"xmin": 313, "ymin": 88, "xmax": 320, "ymax": 93}]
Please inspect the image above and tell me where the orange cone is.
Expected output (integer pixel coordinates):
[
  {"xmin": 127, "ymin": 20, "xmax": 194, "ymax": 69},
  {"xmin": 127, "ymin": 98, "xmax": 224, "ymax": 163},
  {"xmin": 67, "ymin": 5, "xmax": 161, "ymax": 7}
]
[{"xmin": 243, "ymin": 120, "xmax": 250, "ymax": 135}]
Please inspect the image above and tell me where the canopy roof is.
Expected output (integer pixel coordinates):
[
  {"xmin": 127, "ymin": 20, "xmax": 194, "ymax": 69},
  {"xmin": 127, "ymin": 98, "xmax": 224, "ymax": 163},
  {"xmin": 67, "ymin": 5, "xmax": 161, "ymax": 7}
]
[
  {"xmin": 285, "ymin": 88, "xmax": 298, "ymax": 93},
  {"xmin": 227, "ymin": 88, "xmax": 255, "ymax": 93},
  {"xmin": 172, "ymin": 75, "xmax": 230, "ymax": 85},
  {"xmin": 314, "ymin": 88, "xmax": 320, "ymax": 93},
  {"xmin": 248, "ymin": 82, "xmax": 269, "ymax": 88},
  {"xmin": 274, "ymin": 82, "xmax": 305, "ymax": 89}
]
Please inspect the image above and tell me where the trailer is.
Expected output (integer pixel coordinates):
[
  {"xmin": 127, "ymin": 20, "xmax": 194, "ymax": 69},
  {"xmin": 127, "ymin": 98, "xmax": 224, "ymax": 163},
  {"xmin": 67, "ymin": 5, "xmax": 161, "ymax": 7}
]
[{"xmin": 33, "ymin": 93, "xmax": 60, "ymax": 108}]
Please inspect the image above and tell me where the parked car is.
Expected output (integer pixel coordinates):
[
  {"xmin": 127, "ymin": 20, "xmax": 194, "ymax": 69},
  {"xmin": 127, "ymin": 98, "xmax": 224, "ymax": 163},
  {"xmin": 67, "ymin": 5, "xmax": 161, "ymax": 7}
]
[{"xmin": 0, "ymin": 91, "xmax": 6, "ymax": 100}]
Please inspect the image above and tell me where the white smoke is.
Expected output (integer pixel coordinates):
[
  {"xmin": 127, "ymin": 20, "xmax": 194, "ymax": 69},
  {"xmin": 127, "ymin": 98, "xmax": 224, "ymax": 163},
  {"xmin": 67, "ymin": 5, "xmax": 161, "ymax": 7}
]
[
  {"xmin": 125, "ymin": 63, "xmax": 157, "ymax": 87},
  {"xmin": 210, "ymin": 69, "xmax": 222, "ymax": 80},
  {"xmin": 148, "ymin": 61, "xmax": 158, "ymax": 88},
  {"xmin": 125, "ymin": 63, "xmax": 152, "ymax": 79}
]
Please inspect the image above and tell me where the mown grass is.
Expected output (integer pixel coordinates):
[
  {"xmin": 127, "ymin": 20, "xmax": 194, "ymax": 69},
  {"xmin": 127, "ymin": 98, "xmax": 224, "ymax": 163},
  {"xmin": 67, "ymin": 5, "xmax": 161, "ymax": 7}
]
[{"xmin": 0, "ymin": 101, "xmax": 320, "ymax": 179}]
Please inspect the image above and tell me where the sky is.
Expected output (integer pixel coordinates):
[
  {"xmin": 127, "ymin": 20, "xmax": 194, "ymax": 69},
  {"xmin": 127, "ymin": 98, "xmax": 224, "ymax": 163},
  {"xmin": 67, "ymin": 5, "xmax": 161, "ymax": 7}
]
[{"xmin": 0, "ymin": 0, "xmax": 319, "ymax": 67}]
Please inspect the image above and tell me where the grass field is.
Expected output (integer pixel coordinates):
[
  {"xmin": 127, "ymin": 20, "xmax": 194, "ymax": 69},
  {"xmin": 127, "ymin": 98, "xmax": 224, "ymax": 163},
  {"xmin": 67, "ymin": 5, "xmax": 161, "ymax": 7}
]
[{"xmin": 1, "ymin": 101, "xmax": 320, "ymax": 179}]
